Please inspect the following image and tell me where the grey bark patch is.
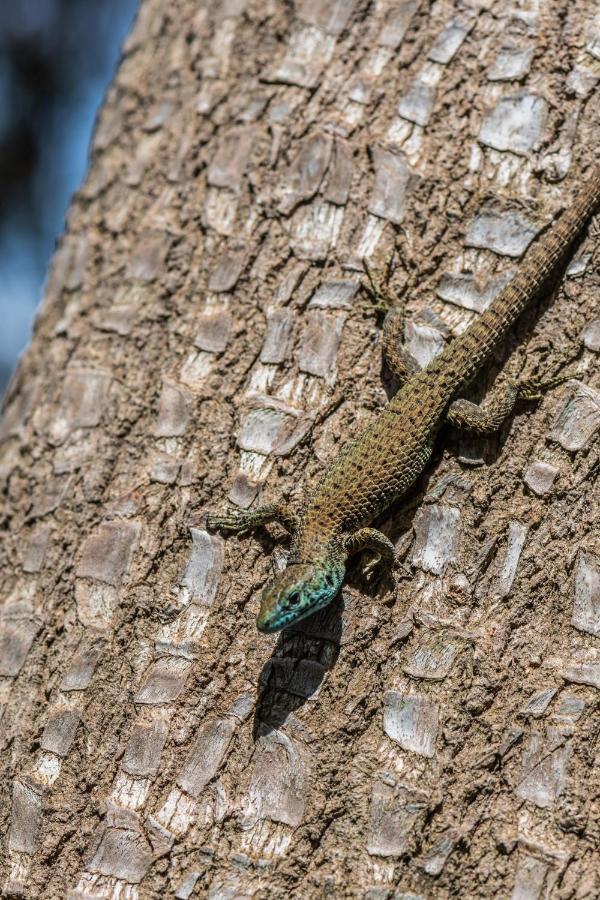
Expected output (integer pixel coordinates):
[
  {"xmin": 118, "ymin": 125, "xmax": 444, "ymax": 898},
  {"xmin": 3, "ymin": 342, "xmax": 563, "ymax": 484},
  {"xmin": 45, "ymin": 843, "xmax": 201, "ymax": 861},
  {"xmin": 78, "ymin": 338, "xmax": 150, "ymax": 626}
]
[
  {"xmin": 40, "ymin": 708, "xmax": 81, "ymax": 757},
  {"xmin": 436, "ymin": 269, "xmax": 514, "ymax": 312},
  {"xmin": 581, "ymin": 317, "xmax": 600, "ymax": 351},
  {"xmin": 238, "ymin": 406, "xmax": 294, "ymax": 454},
  {"xmin": 479, "ymin": 92, "xmax": 547, "ymax": 155},
  {"xmin": 267, "ymin": 26, "xmax": 335, "ymax": 89},
  {"xmin": 178, "ymin": 529, "xmax": 225, "ymax": 607},
  {"xmin": 208, "ymin": 251, "xmax": 245, "ymax": 293},
  {"xmin": 177, "ymin": 717, "xmax": 236, "ymax": 798},
  {"xmin": 127, "ymin": 231, "xmax": 171, "ymax": 281},
  {"xmin": 428, "ymin": 16, "xmax": 474, "ymax": 64},
  {"xmin": 260, "ymin": 309, "xmax": 295, "ymax": 364},
  {"xmin": 276, "ymin": 132, "xmax": 332, "ymax": 215},
  {"xmin": 22, "ymin": 524, "xmax": 52, "ymax": 574},
  {"xmin": 377, "ymin": 1, "xmax": 417, "ymax": 49},
  {"xmin": 298, "ymin": 311, "xmax": 345, "ymax": 379},
  {"xmin": 194, "ymin": 310, "xmax": 232, "ymax": 354},
  {"xmin": 398, "ymin": 78, "xmax": 436, "ymax": 127},
  {"xmin": 465, "ymin": 208, "xmax": 540, "ymax": 258},
  {"xmin": 368, "ymin": 147, "xmax": 413, "ymax": 224},
  {"xmin": 49, "ymin": 368, "xmax": 112, "ymax": 445},
  {"xmin": 308, "ymin": 280, "xmax": 359, "ymax": 310},
  {"xmin": 8, "ymin": 778, "xmax": 45, "ymax": 854},
  {"xmin": 291, "ymin": 200, "xmax": 344, "ymax": 260},
  {"xmin": 403, "ymin": 636, "xmax": 459, "ymax": 681},
  {"xmin": 150, "ymin": 454, "xmax": 181, "ymax": 484},
  {"xmin": 566, "ymin": 253, "xmax": 592, "ymax": 277},
  {"xmin": 411, "ymin": 504, "xmax": 460, "ymax": 575},
  {"xmin": 366, "ymin": 774, "xmax": 428, "ymax": 857},
  {"xmin": 404, "ymin": 319, "xmax": 446, "ymax": 366},
  {"xmin": 296, "ymin": 0, "xmax": 356, "ymax": 36},
  {"xmin": 520, "ymin": 688, "xmax": 557, "ymax": 718},
  {"xmin": 571, "ymin": 551, "xmax": 600, "ymax": 637},
  {"xmin": 174, "ymin": 871, "xmax": 202, "ymax": 900},
  {"xmin": 324, "ymin": 138, "xmax": 353, "ymax": 205},
  {"xmin": 207, "ymin": 128, "xmax": 255, "ymax": 193},
  {"xmin": 383, "ymin": 690, "xmax": 439, "ymax": 757},
  {"xmin": 92, "ymin": 304, "xmax": 137, "ymax": 335},
  {"xmin": 417, "ymin": 827, "xmax": 461, "ymax": 876},
  {"xmin": 562, "ymin": 650, "xmax": 600, "ymax": 689},
  {"xmin": 60, "ymin": 639, "xmax": 105, "ymax": 691},
  {"xmin": 88, "ymin": 825, "xmax": 153, "ymax": 882},
  {"xmin": 523, "ymin": 459, "xmax": 559, "ymax": 496},
  {"xmin": 548, "ymin": 381, "xmax": 600, "ymax": 451},
  {"xmin": 516, "ymin": 727, "xmax": 571, "ymax": 808},
  {"xmin": 0, "ymin": 605, "xmax": 42, "ymax": 677},
  {"xmin": 122, "ymin": 718, "xmax": 169, "ymax": 777},
  {"xmin": 134, "ymin": 657, "xmax": 192, "ymax": 705},
  {"xmin": 243, "ymin": 727, "xmax": 309, "ymax": 828},
  {"xmin": 76, "ymin": 520, "xmax": 141, "ymax": 587},
  {"xmin": 511, "ymin": 854, "xmax": 553, "ymax": 899},
  {"xmin": 553, "ymin": 693, "xmax": 586, "ymax": 723},
  {"xmin": 487, "ymin": 45, "xmax": 533, "ymax": 82},
  {"xmin": 154, "ymin": 382, "xmax": 191, "ymax": 437},
  {"xmin": 493, "ymin": 520, "xmax": 528, "ymax": 598}
]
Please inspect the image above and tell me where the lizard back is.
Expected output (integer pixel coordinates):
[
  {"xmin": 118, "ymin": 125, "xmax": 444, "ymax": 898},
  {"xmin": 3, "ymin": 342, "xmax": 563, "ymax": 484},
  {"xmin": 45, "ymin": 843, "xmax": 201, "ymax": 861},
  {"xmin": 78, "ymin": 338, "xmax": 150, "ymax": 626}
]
[{"xmin": 295, "ymin": 165, "xmax": 600, "ymax": 561}]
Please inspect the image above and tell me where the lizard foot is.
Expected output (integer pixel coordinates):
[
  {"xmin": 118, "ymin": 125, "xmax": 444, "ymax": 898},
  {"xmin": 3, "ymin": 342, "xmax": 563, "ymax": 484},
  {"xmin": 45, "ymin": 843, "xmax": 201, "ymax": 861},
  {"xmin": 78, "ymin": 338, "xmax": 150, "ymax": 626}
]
[
  {"xmin": 361, "ymin": 554, "xmax": 395, "ymax": 590},
  {"xmin": 361, "ymin": 252, "xmax": 397, "ymax": 314},
  {"xmin": 206, "ymin": 503, "xmax": 297, "ymax": 537},
  {"xmin": 206, "ymin": 509, "xmax": 256, "ymax": 535},
  {"xmin": 517, "ymin": 338, "xmax": 583, "ymax": 399}
]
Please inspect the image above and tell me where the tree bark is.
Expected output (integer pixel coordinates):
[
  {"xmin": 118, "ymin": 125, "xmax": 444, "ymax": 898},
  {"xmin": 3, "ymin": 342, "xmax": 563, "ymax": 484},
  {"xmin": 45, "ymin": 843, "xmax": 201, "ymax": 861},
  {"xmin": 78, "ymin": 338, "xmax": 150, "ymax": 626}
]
[{"xmin": 1, "ymin": 0, "xmax": 600, "ymax": 897}]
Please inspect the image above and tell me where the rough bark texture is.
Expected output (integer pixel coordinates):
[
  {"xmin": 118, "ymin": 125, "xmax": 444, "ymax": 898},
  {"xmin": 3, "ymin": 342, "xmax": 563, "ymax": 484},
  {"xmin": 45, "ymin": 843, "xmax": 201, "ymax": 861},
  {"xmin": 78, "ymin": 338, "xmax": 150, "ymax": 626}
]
[{"xmin": 1, "ymin": 1, "xmax": 600, "ymax": 897}]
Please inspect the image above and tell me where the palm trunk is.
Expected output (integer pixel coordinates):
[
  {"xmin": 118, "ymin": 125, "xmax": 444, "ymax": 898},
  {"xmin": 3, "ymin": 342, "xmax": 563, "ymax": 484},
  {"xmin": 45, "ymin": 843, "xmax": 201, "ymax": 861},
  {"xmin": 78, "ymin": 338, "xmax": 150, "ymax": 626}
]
[{"xmin": 1, "ymin": 1, "xmax": 599, "ymax": 896}]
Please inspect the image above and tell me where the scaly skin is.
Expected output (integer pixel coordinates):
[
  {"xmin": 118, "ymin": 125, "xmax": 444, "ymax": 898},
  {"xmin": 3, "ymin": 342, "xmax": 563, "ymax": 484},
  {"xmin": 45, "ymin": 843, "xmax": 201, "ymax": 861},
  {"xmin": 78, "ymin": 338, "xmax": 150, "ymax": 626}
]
[{"xmin": 208, "ymin": 166, "xmax": 600, "ymax": 633}]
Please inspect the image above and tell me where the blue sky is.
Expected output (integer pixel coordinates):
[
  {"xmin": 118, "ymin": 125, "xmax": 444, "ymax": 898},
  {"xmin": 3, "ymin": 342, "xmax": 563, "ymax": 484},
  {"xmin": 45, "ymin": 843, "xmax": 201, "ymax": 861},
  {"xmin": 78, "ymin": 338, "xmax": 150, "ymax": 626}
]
[{"xmin": 0, "ymin": 0, "xmax": 139, "ymax": 393}]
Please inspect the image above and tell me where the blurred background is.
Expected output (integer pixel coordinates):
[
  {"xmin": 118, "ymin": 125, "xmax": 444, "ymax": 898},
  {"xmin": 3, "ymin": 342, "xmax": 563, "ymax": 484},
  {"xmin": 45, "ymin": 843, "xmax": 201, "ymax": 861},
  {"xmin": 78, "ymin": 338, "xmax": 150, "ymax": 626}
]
[{"xmin": 0, "ymin": 0, "xmax": 138, "ymax": 395}]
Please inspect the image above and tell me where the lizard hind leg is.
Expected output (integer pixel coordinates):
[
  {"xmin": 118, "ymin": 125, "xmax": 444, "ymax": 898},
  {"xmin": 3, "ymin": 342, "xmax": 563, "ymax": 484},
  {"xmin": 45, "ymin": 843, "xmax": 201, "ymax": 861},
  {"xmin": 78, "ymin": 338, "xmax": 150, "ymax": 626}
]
[
  {"xmin": 447, "ymin": 360, "xmax": 580, "ymax": 435},
  {"xmin": 206, "ymin": 503, "xmax": 297, "ymax": 536},
  {"xmin": 361, "ymin": 254, "xmax": 422, "ymax": 385}
]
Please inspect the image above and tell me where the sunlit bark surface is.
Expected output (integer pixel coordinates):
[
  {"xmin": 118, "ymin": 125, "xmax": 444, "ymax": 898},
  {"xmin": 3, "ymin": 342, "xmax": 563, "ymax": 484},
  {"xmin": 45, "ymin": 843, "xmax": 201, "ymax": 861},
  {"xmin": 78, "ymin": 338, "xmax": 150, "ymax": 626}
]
[{"xmin": 1, "ymin": 1, "xmax": 599, "ymax": 897}]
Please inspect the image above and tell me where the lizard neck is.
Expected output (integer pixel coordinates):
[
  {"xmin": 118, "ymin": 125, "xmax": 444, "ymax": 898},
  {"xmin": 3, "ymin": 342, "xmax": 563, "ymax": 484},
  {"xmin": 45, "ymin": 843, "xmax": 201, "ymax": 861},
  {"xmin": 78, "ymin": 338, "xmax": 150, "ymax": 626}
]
[{"xmin": 292, "ymin": 526, "xmax": 346, "ymax": 568}]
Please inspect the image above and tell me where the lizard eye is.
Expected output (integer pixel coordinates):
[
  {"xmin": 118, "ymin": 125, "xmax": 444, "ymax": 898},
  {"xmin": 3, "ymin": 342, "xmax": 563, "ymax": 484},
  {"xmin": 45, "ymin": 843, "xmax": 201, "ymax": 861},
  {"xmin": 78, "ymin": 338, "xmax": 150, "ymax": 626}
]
[{"xmin": 286, "ymin": 590, "xmax": 301, "ymax": 606}]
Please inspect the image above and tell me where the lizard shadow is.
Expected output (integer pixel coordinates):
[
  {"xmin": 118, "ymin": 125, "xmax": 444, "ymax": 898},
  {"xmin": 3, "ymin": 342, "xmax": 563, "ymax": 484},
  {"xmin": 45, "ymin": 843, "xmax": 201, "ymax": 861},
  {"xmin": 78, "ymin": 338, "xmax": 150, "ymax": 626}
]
[
  {"xmin": 251, "ymin": 473, "xmax": 431, "ymax": 740},
  {"xmin": 252, "ymin": 595, "xmax": 343, "ymax": 738}
]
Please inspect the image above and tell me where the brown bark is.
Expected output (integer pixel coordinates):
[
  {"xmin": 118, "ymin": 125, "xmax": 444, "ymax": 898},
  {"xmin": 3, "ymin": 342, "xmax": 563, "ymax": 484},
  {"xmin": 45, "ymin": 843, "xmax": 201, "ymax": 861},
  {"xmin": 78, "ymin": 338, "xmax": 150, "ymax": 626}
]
[{"xmin": 1, "ymin": 1, "xmax": 600, "ymax": 897}]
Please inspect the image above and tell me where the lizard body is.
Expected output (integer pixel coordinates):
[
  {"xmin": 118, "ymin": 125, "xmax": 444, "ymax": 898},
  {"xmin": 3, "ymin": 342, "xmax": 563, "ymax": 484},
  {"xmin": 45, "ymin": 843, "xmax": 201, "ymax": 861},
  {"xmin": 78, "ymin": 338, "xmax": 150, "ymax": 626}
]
[{"xmin": 208, "ymin": 167, "xmax": 600, "ymax": 633}]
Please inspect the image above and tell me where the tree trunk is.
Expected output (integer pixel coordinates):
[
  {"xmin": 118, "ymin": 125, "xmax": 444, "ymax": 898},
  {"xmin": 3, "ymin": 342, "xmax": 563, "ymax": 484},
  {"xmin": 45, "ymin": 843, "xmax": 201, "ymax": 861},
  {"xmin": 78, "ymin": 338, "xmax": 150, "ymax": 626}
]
[{"xmin": 1, "ymin": 1, "xmax": 599, "ymax": 897}]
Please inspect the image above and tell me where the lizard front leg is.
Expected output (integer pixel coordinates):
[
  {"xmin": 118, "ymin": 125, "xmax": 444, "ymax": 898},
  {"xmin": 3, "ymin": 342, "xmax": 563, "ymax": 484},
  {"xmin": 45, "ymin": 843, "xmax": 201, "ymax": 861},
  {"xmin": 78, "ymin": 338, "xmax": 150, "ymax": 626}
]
[
  {"xmin": 344, "ymin": 527, "xmax": 395, "ymax": 578},
  {"xmin": 206, "ymin": 503, "xmax": 297, "ymax": 536}
]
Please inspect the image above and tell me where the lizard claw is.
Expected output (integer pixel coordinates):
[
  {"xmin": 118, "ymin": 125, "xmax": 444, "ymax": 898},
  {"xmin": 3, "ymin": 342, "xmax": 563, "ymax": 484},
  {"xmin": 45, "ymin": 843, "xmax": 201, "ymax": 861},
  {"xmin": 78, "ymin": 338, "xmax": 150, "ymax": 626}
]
[{"xmin": 361, "ymin": 553, "xmax": 381, "ymax": 577}]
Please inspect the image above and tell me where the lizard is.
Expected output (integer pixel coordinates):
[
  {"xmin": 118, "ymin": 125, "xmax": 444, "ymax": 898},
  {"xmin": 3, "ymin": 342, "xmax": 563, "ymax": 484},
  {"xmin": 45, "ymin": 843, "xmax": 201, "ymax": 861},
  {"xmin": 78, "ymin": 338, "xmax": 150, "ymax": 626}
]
[{"xmin": 207, "ymin": 165, "xmax": 600, "ymax": 634}]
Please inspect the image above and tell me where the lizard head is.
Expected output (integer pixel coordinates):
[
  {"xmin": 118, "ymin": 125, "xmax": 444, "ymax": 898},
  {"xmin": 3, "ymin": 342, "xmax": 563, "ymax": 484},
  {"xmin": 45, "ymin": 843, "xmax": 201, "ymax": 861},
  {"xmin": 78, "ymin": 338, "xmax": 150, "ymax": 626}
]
[{"xmin": 256, "ymin": 560, "xmax": 345, "ymax": 633}]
